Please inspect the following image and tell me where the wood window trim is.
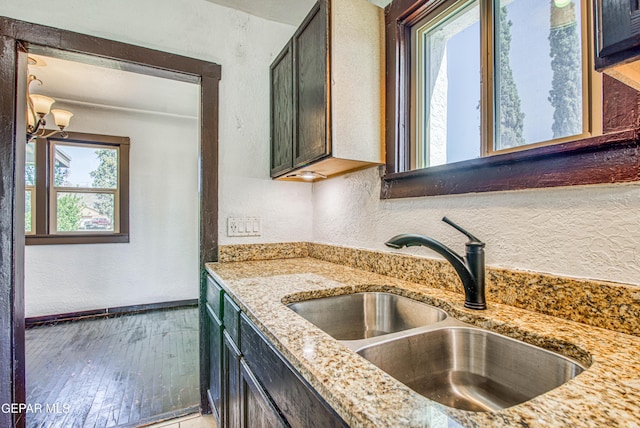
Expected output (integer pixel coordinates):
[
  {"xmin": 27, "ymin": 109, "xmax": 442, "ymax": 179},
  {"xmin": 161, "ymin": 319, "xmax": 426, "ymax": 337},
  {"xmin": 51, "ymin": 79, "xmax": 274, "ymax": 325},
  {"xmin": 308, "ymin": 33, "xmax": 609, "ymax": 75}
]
[
  {"xmin": 1, "ymin": 16, "xmax": 221, "ymax": 425},
  {"xmin": 383, "ymin": 0, "xmax": 640, "ymax": 199},
  {"xmin": 26, "ymin": 131, "xmax": 130, "ymax": 245}
]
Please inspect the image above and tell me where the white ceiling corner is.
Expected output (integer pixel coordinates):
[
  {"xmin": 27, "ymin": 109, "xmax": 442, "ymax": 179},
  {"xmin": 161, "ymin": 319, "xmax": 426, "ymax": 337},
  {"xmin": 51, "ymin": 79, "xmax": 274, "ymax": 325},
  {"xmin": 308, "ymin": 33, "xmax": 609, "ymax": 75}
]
[{"xmin": 203, "ymin": 0, "xmax": 392, "ymax": 26}]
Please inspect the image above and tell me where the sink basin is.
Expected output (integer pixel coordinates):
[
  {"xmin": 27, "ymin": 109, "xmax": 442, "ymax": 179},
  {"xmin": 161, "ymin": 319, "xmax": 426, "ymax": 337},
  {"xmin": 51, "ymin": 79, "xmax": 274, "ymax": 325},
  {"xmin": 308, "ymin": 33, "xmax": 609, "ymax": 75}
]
[
  {"xmin": 357, "ymin": 326, "xmax": 585, "ymax": 412},
  {"xmin": 287, "ymin": 292, "xmax": 447, "ymax": 340}
]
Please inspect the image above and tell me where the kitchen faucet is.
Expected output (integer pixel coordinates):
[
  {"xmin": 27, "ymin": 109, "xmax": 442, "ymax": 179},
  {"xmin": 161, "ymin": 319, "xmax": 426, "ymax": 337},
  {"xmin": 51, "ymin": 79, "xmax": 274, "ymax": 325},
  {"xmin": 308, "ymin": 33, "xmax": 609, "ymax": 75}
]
[{"xmin": 385, "ymin": 217, "xmax": 486, "ymax": 310}]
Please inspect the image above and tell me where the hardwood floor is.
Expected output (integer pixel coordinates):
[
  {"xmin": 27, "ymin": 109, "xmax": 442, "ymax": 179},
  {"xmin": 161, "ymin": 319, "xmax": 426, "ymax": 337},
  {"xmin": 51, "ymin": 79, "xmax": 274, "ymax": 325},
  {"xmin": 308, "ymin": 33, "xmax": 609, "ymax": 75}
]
[{"xmin": 25, "ymin": 307, "xmax": 200, "ymax": 428}]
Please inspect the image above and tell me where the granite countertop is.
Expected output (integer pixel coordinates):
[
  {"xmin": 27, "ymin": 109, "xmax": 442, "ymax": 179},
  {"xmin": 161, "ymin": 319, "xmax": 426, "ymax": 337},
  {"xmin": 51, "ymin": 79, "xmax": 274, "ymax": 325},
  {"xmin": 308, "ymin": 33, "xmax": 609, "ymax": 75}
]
[{"xmin": 206, "ymin": 257, "xmax": 640, "ymax": 427}]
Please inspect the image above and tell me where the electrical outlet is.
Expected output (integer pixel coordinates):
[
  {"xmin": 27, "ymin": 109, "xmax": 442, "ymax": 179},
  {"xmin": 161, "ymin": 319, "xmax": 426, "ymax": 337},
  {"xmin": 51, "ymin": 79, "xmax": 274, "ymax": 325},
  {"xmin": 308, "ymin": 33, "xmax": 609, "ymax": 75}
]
[
  {"xmin": 227, "ymin": 217, "xmax": 261, "ymax": 237},
  {"xmin": 228, "ymin": 218, "xmax": 239, "ymax": 236}
]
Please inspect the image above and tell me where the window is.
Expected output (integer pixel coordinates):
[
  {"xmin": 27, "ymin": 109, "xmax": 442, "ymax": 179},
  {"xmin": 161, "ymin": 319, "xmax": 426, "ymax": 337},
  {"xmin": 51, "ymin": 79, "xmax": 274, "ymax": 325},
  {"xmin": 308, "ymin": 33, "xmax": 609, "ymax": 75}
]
[
  {"xmin": 383, "ymin": 0, "xmax": 640, "ymax": 198},
  {"xmin": 26, "ymin": 132, "xmax": 130, "ymax": 245},
  {"xmin": 412, "ymin": 0, "xmax": 592, "ymax": 170},
  {"xmin": 25, "ymin": 141, "xmax": 36, "ymax": 235}
]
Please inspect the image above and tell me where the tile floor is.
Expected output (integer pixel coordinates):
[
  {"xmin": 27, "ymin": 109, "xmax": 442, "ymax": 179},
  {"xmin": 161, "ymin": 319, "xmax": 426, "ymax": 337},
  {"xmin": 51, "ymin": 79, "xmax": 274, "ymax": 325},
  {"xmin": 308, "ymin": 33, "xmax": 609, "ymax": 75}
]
[{"xmin": 144, "ymin": 413, "xmax": 216, "ymax": 428}]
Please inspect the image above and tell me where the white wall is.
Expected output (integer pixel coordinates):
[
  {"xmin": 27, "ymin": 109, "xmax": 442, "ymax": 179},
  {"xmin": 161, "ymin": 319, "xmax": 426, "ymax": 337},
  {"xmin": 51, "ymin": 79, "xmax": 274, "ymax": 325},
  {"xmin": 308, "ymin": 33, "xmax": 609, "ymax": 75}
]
[
  {"xmin": 8, "ymin": 0, "xmax": 635, "ymax": 302},
  {"xmin": 312, "ymin": 166, "xmax": 640, "ymax": 286},
  {"xmin": 25, "ymin": 103, "xmax": 200, "ymax": 316},
  {"xmin": 0, "ymin": 0, "xmax": 312, "ymax": 246},
  {"xmin": 1, "ymin": 0, "xmax": 314, "ymax": 315}
]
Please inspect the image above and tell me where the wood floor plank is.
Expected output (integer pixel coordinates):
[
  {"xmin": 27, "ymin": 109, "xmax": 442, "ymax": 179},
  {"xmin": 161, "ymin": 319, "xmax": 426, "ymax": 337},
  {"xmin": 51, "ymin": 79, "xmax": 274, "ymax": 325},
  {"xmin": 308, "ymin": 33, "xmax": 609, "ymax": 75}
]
[{"xmin": 25, "ymin": 307, "xmax": 199, "ymax": 428}]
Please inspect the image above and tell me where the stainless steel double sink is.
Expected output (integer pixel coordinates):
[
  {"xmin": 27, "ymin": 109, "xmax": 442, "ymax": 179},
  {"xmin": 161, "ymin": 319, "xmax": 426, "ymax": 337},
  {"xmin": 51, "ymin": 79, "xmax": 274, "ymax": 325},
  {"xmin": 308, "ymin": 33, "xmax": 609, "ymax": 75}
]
[{"xmin": 287, "ymin": 292, "xmax": 586, "ymax": 412}]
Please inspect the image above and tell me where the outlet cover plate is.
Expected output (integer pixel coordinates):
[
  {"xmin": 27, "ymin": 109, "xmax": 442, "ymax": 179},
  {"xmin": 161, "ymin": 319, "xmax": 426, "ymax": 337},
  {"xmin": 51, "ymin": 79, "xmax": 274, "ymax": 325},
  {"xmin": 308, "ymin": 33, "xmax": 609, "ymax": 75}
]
[{"xmin": 227, "ymin": 217, "xmax": 261, "ymax": 237}]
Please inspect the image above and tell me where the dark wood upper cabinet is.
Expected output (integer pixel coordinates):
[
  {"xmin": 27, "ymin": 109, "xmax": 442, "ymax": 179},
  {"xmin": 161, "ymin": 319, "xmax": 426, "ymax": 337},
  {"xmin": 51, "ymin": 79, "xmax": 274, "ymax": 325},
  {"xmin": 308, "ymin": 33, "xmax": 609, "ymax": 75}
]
[
  {"xmin": 595, "ymin": 0, "xmax": 640, "ymax": 67},
  {"xmin": 594, "ymin": 0, "xmax": 640, "ymax": 91},
  {"xmin": 270, "ymin": 42, "xmax": 294, "ymax": 177},
  {"xmin": 293, "ymin": 1, "xmax": 329, "ymax": 168},
  {"xmin": 269, "ymin": 0, "xmax": 384, "ymax": 181}
]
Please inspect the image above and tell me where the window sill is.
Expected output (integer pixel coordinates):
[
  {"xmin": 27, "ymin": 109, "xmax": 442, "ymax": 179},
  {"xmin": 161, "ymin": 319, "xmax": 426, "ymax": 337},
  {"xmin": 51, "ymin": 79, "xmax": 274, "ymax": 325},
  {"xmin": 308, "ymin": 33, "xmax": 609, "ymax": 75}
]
[
  {"xmin": 381, "ymin": 129, "xmax": 640, "ymax": 199},
  {"xmin": 26, "ymin": 233, "xmax": 130, "ymax": 245}
]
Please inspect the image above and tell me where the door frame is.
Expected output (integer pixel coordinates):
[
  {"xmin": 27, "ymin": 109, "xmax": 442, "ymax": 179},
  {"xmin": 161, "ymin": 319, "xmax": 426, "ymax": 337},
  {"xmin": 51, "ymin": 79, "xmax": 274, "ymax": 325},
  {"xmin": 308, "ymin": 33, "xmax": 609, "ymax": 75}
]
[{"xmin": 0, "ymin": 16, "xmax": 220, "ymax": 427}]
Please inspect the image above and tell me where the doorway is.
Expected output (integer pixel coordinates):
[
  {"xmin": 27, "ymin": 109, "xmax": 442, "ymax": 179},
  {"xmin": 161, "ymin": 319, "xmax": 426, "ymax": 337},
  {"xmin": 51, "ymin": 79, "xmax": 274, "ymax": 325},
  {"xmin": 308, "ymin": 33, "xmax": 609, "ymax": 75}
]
[{"xmin": 0, "ymin": 16, "xmax": 220, "ymax": 428}]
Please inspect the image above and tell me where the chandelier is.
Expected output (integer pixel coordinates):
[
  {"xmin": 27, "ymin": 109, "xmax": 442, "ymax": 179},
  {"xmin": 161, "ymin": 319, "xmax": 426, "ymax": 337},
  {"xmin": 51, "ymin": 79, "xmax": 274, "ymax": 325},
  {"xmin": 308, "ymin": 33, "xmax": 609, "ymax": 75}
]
[{"xmin": 26, "ymin": 57, "xmax": 73, "ymax": 142}]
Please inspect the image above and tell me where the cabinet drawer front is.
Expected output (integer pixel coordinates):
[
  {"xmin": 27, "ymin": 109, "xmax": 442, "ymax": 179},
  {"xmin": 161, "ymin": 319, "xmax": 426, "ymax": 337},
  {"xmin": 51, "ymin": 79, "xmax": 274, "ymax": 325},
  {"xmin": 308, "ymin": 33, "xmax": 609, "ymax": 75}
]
[
  {"xmin": 223, "ymin": 293, "xmax": 241, "ymax": 345},
  {"xmin": 240, "ymin": 314, "xmax": 347, "ymax": 428},
  {"xmin": 206, "ymin": 275, "xmax": 224, "ymax": 319}
]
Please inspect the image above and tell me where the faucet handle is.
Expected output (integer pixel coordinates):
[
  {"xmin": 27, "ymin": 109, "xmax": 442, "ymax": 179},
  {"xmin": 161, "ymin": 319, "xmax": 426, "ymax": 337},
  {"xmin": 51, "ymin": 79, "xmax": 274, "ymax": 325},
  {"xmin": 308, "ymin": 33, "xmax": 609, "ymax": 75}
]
[{"xmin": 442, "ymin": 217, "xmax": 483, "ymax": 244}]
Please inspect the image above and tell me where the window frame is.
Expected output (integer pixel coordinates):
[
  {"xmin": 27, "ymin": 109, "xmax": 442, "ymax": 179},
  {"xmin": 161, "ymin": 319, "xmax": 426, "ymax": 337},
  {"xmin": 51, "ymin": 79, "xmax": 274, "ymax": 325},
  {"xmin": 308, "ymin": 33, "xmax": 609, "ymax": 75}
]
[
  {"xmin": 383, "ymin": 0, "xmax": 640, "ymax": 199},
  {"xmin": 26, "ymin": 131, "xmax": 130, "ymax": 245},
  {"xmin": 25, "ymin": 141, "xmax": 36, "ymax": 235}
]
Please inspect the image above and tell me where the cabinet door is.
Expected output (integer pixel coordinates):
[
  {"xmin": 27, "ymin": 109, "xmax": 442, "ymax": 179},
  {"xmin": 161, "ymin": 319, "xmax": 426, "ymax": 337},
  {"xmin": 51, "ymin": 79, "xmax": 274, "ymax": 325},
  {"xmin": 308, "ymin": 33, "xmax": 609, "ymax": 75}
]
[
  {"xmin": 222, "ymin": 331, "xmax": 241, "ymax": 428},
  {"xmin": 240, "ymin": 314, "xmax": 347, "ymax": 428},
  {"xmin": 206, "ymin": 303, "xmax": 223, "ymax": 424},
  {"xmin": 293, "ymin": 0, "xmax": 329, "ymax": 168},
  {"xmin": 595, "ymin": 0, "xmax": 640, "ymax": 68},
  {"xmin": 240, "ymin": 360, "xmax": 288, "ymax": 428},
  {"xmin": 270, "ymin": 41, "xmax": 294, "ymax": 177}
]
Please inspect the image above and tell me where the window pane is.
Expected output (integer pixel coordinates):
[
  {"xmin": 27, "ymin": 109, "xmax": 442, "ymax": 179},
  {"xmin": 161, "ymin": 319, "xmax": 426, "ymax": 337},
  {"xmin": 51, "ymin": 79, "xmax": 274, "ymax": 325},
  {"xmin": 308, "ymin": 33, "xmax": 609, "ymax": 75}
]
[
  {"xmin": 25, "ymin": 141, "xmax": 36, "ymax": 186},
  {"xmin": 494, "ymin": 0, "xmax": 583, "ymax": 150},
  {"xmin": 53, "ymin": 144, "xmax": 118, "ymax": 189},
  {"xmin": 416, "ymin": 1, "xmax": 480, "ymax": 167},
  {"xmin": 25, "ymin": 189, "xmax": 33, "ymax": 234},
  {"xmin": 56, "ymin": 192, "xmax": 115, "ymax": 232}
]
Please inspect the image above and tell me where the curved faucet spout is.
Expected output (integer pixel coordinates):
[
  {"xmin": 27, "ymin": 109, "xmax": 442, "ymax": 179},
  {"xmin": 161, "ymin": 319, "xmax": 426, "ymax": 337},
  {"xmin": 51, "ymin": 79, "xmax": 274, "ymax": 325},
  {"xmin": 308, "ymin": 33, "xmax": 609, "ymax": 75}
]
[
  {"xmin": 385, "ymin": 234, "xmax": 476, "ymax": 297},
  {"xmin": 385, "ymin": 219, "xmax": 487, "ymax": 310}
]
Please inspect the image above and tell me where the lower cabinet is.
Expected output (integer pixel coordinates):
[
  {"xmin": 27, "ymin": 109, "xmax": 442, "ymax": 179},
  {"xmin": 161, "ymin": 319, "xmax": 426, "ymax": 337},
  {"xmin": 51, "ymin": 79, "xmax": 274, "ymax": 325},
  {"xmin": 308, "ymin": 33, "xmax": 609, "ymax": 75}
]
[
  {"xmin": 240, "ymin": 313, "xmax": 347, "ymax": 428},
  {"xmin": 240, "ymin": 360, "xmax": 287, "ymax": 428},
  {"xmin": 206, "ymin": 303, "xmax": 223, "ymax": 422},
  {"xmin": 207, "ymin": 274, "xmax": 346, "ymax": 428},
  {"xmin": 222, "ymin": 331, "xmax": 242, "ymax": 428}
]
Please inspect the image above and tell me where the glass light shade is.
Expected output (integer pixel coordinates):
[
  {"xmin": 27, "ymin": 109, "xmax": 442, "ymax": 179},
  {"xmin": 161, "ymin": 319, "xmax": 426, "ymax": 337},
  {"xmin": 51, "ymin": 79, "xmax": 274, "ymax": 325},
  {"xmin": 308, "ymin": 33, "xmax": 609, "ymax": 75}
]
[
  {"xmin": 29, "ymin": 94, "xmax": 55, "ymax": 116},
  {"xmin": 51, "ymin": 109, "xmax": 73, "ymax": 128},
  {"xmin": 27, "ymin": 109, "xmax": 35, "ymax": 127}
]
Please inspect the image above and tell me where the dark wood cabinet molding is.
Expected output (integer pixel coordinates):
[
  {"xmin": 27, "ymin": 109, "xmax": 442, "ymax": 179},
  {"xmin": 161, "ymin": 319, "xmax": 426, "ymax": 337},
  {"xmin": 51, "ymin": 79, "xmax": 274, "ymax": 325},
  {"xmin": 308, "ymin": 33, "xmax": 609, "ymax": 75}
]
[
  {"xmin": 383, "ymin": 0, "xmax": 640, "ymax": 199},
  {"xmin": 0, "ymin": 16, "xmax": 221, "ymax": 425}
]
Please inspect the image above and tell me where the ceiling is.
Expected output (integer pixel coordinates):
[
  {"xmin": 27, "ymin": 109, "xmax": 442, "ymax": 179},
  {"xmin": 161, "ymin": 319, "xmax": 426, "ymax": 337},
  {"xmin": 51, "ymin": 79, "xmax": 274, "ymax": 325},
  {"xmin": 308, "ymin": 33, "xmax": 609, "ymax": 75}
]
[
  {"xmin": 26, "ymin": 0, "xmax": 393, "ymax": 119},
  {"xmin": 204, "ymin": 0, "xmax": 316, "ymax": 25},
  {"xmin": 204, "ymin": 0, "xmax": 392, "ymax": 26},
  {"xmin": 28, "ymin": 54, "xmax": 200, "ymax": 118}
]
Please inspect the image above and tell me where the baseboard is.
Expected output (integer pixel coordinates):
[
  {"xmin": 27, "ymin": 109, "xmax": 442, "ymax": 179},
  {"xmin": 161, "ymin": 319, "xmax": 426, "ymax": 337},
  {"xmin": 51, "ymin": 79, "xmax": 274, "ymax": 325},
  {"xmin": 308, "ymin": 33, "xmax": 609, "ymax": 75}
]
[
  {"xmin": 125, "ymin": 405, "xmax": 200, "ymax": 427},
  {"xmin": 25, "ymin": 299, "xmax": 198, "ymax": 328}
]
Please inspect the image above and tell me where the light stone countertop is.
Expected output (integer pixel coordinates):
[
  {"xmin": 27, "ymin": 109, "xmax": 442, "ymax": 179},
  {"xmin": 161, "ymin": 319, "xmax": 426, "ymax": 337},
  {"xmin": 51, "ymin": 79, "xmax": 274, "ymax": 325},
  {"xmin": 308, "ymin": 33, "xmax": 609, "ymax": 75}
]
[{"xmin": 206, "ymin": 258, "xmax": 640, "ymax": 428}]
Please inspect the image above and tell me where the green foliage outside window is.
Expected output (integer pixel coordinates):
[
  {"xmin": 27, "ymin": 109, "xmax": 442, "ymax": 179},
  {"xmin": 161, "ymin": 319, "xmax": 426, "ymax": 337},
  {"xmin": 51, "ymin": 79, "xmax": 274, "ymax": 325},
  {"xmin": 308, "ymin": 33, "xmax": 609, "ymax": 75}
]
[
  {"xmin": 549, "ymin": 3, "xmax": 582, "ymax": 138},
  {"xmin": 57, "ymin": 193, "xmax": 83, "ymax": 232},
  {"xmin": 25, "ymin": 191, "xmax": 32, "ymax": 233},
  {"xmin": 497, "ymin": 6, "xmax": 525, "ymax": 149},
  {"xmin": 90, "ymin": 149, "xmax": 117, "ymax": 218}
]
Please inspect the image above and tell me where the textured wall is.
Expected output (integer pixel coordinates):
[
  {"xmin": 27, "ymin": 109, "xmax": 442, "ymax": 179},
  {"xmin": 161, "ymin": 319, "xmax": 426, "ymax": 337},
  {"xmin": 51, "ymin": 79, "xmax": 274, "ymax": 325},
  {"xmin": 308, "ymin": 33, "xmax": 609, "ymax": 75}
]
[
  {"xmin": 25, "ymin": 105, "xmax": 200, "ymax": 316},
  {"xmin": 0, "ymin": 0, "xmax": 313, "ymax": 314},
  {"xmin": 312, "ymin": 166, "xmax": 640, "ymax": 286},
  {"xmin": 0, "ymin": 0, "xmax": 312, "ymax": 249}
]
